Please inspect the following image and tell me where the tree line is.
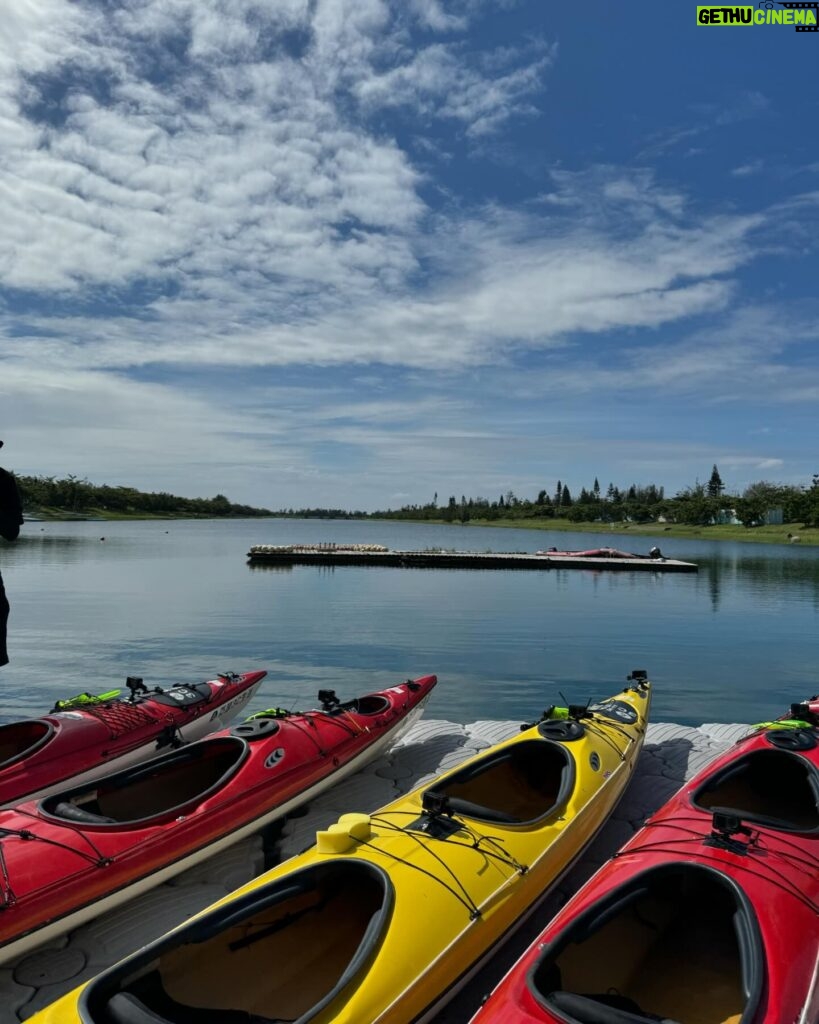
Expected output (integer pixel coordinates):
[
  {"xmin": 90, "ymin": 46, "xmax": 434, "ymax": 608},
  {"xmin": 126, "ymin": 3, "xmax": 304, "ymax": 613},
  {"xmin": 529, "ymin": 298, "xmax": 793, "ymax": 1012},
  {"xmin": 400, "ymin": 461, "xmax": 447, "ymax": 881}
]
[
  {"xmin": 15, "ymin": 466, "xmax": 819, "ymax": 528},
  {"xmin": 16, "ymin": 475, "xmax": 272, "ymax": 518},
  {"xmin": 370, "ymin": 468, "xmax": 819, "ymax": 528}
]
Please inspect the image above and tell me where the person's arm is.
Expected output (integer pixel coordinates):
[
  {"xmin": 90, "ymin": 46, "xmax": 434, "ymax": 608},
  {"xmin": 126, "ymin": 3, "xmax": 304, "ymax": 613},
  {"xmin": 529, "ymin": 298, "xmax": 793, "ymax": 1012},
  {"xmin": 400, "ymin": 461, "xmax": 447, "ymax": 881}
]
[{"xmin": 0, "ymin": 468, "xmax": 23, "ymax": 542}]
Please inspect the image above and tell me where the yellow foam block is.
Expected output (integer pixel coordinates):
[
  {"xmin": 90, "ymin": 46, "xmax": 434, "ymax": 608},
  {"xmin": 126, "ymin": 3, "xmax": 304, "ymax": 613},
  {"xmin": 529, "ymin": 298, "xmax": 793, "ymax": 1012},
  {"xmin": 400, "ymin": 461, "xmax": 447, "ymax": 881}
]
[{"xmin": 316, "ymin": 813, "xmax": 372, "ymax": 854}]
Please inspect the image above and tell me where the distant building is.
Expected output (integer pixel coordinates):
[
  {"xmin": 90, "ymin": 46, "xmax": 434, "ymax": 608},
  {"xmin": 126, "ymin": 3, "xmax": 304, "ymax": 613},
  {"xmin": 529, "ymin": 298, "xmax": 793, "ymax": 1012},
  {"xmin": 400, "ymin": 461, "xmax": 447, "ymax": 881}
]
[{"xmin": 763, "ymin": 507, "xmax": 784, "ymax": 526}]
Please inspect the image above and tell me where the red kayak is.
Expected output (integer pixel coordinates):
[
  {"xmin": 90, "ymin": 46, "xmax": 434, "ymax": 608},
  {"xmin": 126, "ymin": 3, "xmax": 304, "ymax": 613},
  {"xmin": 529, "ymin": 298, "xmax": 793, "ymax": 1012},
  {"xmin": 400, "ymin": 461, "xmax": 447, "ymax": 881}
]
[
  {"xmin": 472, "ymin": 713, "xmax": 819, "ymax": 1024},
  {"xmin": 0, "ymin": 671, "xmax": 266, "ymax": 806},
  {"xmin": 0, "ymin": 674, "xmax": 436, "ymax": 964},
  {"xmin": 535, "ymin": 547, "xmax": 658, "ymax": 559}
]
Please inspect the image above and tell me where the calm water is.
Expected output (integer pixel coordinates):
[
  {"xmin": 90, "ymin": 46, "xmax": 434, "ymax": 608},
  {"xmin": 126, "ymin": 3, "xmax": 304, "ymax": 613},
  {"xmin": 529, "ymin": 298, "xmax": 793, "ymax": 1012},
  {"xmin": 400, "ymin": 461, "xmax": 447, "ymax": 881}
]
[{"xmin": 1, "ymin": 518, "xmax": 818, "ymax": 727}]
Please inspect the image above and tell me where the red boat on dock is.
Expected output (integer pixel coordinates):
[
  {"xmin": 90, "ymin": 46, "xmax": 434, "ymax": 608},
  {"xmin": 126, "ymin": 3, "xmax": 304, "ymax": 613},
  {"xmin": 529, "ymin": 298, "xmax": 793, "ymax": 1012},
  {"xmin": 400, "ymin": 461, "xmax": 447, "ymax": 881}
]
[
  {"xmin": 0, "ymin": 674, "xmax": 436, "ymax": 965},
  {"xmin": 472, "ymin": 713, "xmax": 819, "ymax": 1024},
  {"xmin": 0, "ymin": 671, "xmax": 266, "ymax": 806},
  {"xmin": 535, "ymin": 546, "xmax": 663, "ymax": 560}
]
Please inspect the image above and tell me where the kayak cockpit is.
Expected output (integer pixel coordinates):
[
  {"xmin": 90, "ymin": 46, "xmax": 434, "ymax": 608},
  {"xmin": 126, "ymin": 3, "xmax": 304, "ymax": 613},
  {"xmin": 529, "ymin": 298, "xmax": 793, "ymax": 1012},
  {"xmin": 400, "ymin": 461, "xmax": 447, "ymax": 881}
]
[
  {"xmin": 420, "ymin": 739, "xmax": 574, "ymax": 825},
  {"xmin": 80, "ymin": 861, "xmax": 393, "ymax": 1024},
  {"xmin": 0, "ymin": 719, "xmax": 53, "ymax": 769},
  {"xmin": 317, "ymin": 689, "xmax": 391, "ymax": 716},
  {"xmin": 39, "ymin": 737, "xmax": 248, "ymax": 826},
  {"xmin": 693, "ymin": 748, "xmax": 819, "ymax": 833},
  {"xmin": 529, "ymin": 864, "xmax": 761, "ymax": 1024}
]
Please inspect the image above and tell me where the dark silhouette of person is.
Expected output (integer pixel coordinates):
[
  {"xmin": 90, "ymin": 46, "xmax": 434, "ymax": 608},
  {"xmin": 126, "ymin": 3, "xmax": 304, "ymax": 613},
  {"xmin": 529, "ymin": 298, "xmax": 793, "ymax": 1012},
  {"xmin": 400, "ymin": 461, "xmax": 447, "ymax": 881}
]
[{"xmin": 0, "ymin": 442, "xmax": 24, "ymax": 667}]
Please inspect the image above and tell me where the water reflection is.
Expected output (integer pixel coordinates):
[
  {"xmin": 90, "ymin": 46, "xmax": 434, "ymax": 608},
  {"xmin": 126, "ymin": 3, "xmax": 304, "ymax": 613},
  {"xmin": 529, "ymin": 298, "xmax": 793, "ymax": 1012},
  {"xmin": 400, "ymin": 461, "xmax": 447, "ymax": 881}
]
[{"xmin": 697, "ymin": 553, "xmax": 819, "ymax": 612}]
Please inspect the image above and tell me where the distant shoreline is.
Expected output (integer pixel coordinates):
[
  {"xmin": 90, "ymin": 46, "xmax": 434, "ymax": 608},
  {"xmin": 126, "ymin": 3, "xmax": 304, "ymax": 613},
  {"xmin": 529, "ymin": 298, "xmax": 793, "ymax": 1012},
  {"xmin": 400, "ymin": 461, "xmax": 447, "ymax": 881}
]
[
  {"xmin": 393, "ymin": 516, "xmax": 819, "ymax": 547},
  {"xmin": 23, "ymin": 510, "xmax": 273, "ymax": 522},
  {"xmin": 24, "ymin": 511, "xmax": 818, "ymax": 547}
]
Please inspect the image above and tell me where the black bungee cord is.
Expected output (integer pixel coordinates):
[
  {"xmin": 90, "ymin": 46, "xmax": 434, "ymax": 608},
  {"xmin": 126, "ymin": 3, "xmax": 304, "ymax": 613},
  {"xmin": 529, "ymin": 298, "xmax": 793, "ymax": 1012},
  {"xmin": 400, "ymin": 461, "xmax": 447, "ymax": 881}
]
[
  {"xmin": 0, "ymin": 820, "xmax": 112, "ymax": 878},
  {"xmin": 365, "ymin": 812, "xmax": 530, "ymax": 920},
  {"xmin": 619, "ymin": 820, "xmax": 819, "ymax": 915}
]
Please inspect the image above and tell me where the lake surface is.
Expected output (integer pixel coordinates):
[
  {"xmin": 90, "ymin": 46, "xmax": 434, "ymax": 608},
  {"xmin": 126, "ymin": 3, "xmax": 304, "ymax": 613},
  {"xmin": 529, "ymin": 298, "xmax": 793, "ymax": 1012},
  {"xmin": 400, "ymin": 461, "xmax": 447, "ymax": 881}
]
[{"xmin": 1, "ymin": 518, "xmax": 818, "ymax": 727}]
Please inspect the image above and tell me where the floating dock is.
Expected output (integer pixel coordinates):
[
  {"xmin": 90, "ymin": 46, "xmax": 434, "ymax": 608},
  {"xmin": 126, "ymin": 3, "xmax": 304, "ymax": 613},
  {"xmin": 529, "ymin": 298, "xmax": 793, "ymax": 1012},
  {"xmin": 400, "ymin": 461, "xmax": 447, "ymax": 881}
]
[
  {"xmin": 4, "ymin": 716, "xmax": 744, "ymax": 1020},
  {"xmin": 247, "ymin": 543, "xmax": 698, "ymax": 573}
]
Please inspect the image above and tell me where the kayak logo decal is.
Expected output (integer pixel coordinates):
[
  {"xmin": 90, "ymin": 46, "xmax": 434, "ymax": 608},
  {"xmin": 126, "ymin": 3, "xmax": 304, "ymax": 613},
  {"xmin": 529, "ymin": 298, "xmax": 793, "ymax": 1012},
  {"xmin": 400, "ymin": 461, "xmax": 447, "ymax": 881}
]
[
  {"xmin": 265, "ymin": 747, "xmax": 286, "ymax": 769},
  {"xmin": 166, "ymin": 687, "xmax": 194, "ymax": 702},
  {"xmin": 209, "ymin": 689, "xmax": 254, "ymax": 721},
  {"xmin": 589, "ymin": 699, "xmax": 638, "ymax": 725}
]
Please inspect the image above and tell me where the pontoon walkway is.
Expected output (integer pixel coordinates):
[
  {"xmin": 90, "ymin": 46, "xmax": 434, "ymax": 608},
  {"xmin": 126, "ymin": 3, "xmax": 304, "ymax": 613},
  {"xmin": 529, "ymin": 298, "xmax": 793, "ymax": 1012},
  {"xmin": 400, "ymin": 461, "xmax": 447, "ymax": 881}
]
[{"xmin": 246, "ymin": 544, "xmax": 698, "ymax": 573}]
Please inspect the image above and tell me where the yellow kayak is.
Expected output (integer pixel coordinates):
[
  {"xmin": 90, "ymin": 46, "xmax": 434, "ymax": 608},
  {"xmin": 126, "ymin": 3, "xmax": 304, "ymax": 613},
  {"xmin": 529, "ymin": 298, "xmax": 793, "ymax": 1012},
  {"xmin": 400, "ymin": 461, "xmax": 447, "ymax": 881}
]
[{"xmin": 33, "ymin": 674, "xmax": 652, "ymax": 1024}]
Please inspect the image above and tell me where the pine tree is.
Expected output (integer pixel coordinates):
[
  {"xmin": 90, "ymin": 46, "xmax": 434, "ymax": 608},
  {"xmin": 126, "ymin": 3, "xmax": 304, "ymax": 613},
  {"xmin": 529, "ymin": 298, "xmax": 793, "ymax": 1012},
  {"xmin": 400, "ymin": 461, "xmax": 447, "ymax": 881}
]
[{"xmin": 707, "ymin": 465, "xmax": 724, "ymax": 498}]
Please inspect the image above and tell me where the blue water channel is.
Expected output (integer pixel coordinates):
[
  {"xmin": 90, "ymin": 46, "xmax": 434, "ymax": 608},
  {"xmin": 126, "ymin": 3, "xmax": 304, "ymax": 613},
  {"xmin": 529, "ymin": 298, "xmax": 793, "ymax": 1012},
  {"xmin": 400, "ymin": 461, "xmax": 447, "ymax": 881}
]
[{"xmin": 1, "ymin": 518, "xmax": 817, "ymax": 727}]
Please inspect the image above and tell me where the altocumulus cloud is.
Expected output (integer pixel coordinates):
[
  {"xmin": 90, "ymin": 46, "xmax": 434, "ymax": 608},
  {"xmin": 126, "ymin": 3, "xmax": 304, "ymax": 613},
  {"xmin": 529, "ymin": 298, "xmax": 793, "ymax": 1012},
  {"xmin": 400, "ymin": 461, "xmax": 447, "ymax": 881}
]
[
  {"xmin": 1, "ymin": 0, "xmax": 817, "ymax": 505},
  {"xmin": 2, "ymin": 0, "xmax": 761, "ymax": 368}
]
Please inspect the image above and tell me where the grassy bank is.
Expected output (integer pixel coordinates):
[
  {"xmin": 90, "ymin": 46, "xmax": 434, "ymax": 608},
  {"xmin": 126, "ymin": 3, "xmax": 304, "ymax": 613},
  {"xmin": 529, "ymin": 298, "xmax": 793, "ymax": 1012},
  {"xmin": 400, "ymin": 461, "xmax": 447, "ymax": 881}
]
[{"xmin": 460, "ymin": 517, "xmax": 819, "ymax": 547}]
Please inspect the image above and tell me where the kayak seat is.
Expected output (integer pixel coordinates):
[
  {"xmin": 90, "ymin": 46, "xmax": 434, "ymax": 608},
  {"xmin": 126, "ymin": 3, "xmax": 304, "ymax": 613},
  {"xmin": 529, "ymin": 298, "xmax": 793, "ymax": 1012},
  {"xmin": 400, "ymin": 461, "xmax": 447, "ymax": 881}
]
[
  {"xmin": 336, "ymin": 695, "xmax": 390, "ymax": 716},
  {"xmin": 0, "ymin": 719, "xmax": 53, "ymax": 768},
  {"xmin": 531, "ymin": 865, "xmax": 754, "ymax": 1024},
  {"xmin": 52, "ymin": 801, "xmax": 117, "ymax": 825},
  {"xmin": 693, "ymin": 749, "xmax": 819, "ymax": 832},
  {"xmin": 42, "ymin": 739, "xmax": 246, "ymax": 825},
  {"xmin": 83, "ymin": 862, "xmax": 391, "ymax": 1024},
  {"xmin": 423, "ymin": 739, "xmax": 574, "ymax": 824},
  {"xmin": 105, "ymin": 983, "xmax": 287, "ymax": 1024},
  {"xmin": 547, "ymin": 991, "xmax": 679, "ymax": 1024}
]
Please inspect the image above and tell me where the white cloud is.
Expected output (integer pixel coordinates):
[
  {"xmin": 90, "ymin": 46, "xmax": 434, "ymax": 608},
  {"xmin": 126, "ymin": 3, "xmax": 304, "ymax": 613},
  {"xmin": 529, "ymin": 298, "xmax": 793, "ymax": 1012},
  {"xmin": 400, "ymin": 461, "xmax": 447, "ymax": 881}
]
[
  {"xmin": 731, "ymin": 160, "xmax": 764, "ymax": 177},
  {"xmin": 354, "ymin": 41, "xmax": 553, "ymax": 137},
  {"xmin": 1, "ymin": 4, "xmax": 816, "ymax": 506},
  {"xmin": 1, "ymin": 163, "xmax": 765, "ymax": 375},
  {"xmin": 0, "ymin": 4, "xmax": 766, "ymax": 378}
]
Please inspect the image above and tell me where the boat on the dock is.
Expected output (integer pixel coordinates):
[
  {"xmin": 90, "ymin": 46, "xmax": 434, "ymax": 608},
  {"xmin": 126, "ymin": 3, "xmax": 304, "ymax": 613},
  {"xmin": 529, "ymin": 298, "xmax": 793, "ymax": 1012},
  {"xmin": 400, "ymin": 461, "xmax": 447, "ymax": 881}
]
[
  {"xmin": 30, "ymin": 674, "xmax": 650, "ymax": 1024},
  {"xmin": 535, "ymin": 545, "xmax": 663, "ymax": 559},
  {"xmin": 0, "ymin": 675, "xmax": 435, "ymax": 966},
  {"xmin": 471, "ymin": 706, "xmax": 819, "ymax": 1024},
  {"xmin": 0, "ymin": 671, "xmax": 267, "ymax": 806}
]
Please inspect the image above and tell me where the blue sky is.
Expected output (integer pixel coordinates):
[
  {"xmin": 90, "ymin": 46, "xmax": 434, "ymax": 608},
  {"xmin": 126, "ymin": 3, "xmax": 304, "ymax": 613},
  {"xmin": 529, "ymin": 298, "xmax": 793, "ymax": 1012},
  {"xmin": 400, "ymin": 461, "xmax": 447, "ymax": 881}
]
[{"xmin": 0, "ymin": 0, "xmax": 817, "ymax": 510}]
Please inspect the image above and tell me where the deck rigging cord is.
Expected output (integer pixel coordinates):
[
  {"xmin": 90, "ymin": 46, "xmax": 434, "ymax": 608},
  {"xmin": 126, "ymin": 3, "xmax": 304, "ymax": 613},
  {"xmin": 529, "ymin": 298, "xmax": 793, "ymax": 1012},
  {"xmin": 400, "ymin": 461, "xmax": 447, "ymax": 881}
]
[
  {"xmin": 308, "ymin": 707, "xmax": 366, "ymax": 738},
  {"xmin": 354, "ymin": 827, "xmax": 482, "ymax": 920},
  {"xmin": 371, "ymin": 812, "xmax": 528, "ymax": 875},
  {"xmin": 549, "ymin": 696, "xmax": 637, "ymax": 761},
  {"xmin": 359, "ymin": 810, "xmax": 533, "ymax": 920},
  {"xmin": 0, "ymin": 821, "xmax": 113, "ymax": 907},
  {"xmin": 614, "ymin": 816, "xmax": 819, "ymax": 914},
  {"xmin": 581, "ymin": 719, "xmax": 631, "ymax": 761}
]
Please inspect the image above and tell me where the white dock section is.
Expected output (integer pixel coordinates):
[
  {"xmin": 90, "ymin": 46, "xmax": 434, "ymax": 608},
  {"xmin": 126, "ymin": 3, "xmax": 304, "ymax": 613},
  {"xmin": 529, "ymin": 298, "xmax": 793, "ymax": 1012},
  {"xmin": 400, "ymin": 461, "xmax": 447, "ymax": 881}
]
[{"xmin": 2, "ymin": 718, "xmax": 749, "ymax": 1023}]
